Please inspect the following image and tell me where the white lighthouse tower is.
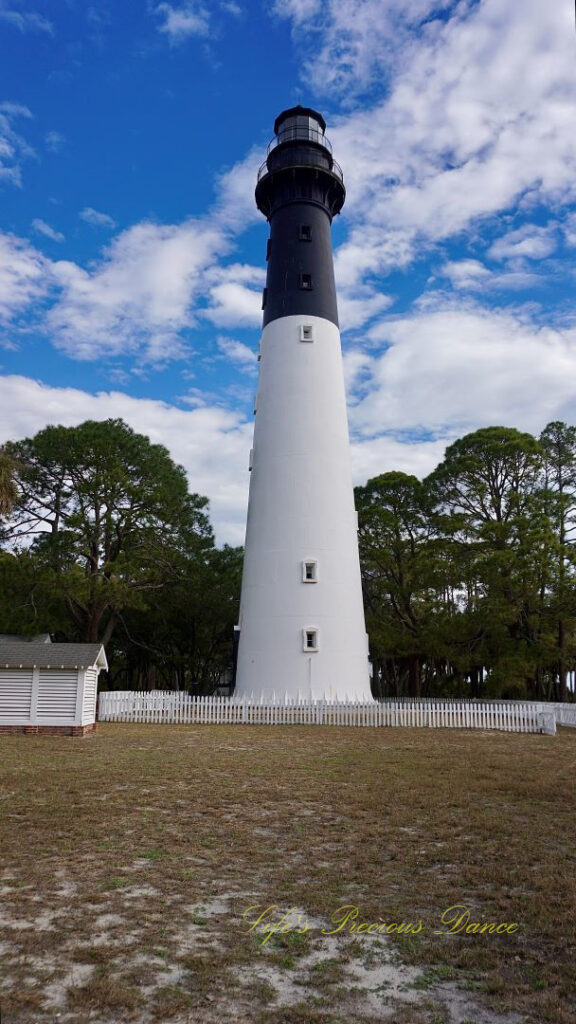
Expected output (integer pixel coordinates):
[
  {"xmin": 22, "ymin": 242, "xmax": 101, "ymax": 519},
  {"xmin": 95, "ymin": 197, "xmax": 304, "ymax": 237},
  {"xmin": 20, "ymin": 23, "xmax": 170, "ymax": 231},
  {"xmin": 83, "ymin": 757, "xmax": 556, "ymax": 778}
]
[{"xmin": 234, "ymin": 106, "xmax": 372, "ymax": 702}]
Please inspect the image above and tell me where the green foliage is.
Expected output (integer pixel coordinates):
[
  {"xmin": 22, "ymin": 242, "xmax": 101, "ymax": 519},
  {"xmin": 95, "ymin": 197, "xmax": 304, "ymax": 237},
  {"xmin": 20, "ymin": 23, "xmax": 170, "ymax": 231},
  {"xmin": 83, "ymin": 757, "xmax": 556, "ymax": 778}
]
[
  {"xmin": 356, "ymin": 472, "xmax": 445, "ymax": 696},
  {"xmin": 357, "ymin": 425, "xmax": 576, "ymax": 700},
  {"xmin": 3, "ymin": 419, "xmax": 213, "ymax": 645},
  {"xmin": 0, "ymin": 419, "xmax": 238, "ymax": 691}
]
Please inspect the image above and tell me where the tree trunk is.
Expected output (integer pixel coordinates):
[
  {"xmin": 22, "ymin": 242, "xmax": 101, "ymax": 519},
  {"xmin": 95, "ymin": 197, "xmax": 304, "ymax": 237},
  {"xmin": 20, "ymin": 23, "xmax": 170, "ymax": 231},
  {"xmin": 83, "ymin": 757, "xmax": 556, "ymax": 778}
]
[{"xmin": 408, "ymin": 654, "xmax": 420, "ymax": 698}]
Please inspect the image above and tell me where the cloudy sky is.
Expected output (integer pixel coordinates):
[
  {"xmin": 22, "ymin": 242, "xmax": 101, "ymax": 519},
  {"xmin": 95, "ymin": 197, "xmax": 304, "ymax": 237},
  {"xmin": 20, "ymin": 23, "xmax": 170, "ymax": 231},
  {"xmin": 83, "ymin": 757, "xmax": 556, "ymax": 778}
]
[{"xmin": 1, "ymin": 0, "xmax": 575, "ymax": 543}]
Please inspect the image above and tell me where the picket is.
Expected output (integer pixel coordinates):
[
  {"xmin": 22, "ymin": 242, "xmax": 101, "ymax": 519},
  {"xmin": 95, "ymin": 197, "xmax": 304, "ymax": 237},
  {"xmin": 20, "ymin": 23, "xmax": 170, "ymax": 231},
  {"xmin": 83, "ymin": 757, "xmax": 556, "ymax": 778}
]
[{"xmin": 96, "ymin": 692, "xmax": 558, "ymax": 734}]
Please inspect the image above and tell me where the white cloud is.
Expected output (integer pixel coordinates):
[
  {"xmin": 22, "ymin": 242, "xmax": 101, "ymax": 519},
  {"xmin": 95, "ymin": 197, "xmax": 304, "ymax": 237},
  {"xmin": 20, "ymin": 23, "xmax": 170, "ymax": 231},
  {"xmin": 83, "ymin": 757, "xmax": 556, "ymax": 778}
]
[
  {"xmin": 154, "ymin": 2, "xmax": 210, "ymax": 42},
  {"xmin": 35, "ymin": 144, "xmax": 267, "ymax": 363},
  {"xmin": 438, "ymin": 259, "xmax": 490, "ymax": 290},
  {"xmin": 337, "ymin": 287, "xmax": 392, "ymax": 331},
  {"xmin": 0, "ymin": 233, "xmax": 51, "ymax": 325},
  {"xmin": 45, "ymin": 130, "xmax": 65, "ymax": 153},
  {"xmin": 0, "ymin": 375, "xmax": 253, "ymax": 546},
  {"xmin": 271, "ymin": 0, "xmax": 321, "ymax": 27},
  {"xmin": 0, "ymin": 143, "xmax": 266, "ymax": 364},
  {"xmin": 216, "ymin": 336, "xmax": 257, "ymax": 370},
  {"xmin": 349, "ymin": 306, "xmax": 576, "ymax": 441},
  {"xmin": 80, "ymin": 207, "xmax": 117, "ymax": 230},
  {"xmin": 564, "ymin": 214, "xmax": 576, "ymax": 250},
  {"xmin": 342, "ymin": 348, "xmax": 372, "ymax": 393},
  {"xmin": 272, "ymin": 0, "xmax": 452, "ymax": 100},
  {"xmin": 205, "ymin": 283, "xmax": 262, "ymax": 327},
  {"xmin": 204, "ymin": 263, "xmax": 264, "ymax": 328},
  {"xmin": 213, "ymin": 147, "xmax": 263, "ymax": 234},
  {"xmin": 437, "ymin": 259, "xmax": 540, "ymax": 292},
  {"xmin": 488, "ymin": 224, "xmax": 558, "ymax": 262},
  {"xmin": 0, "ymin": 101, "xmax": 33, "ymax": 187},
  {"xmin": 350, "ymin": 434, "xmax": 448, "ymax": 487},
  {"xmin": 315, "ymin": 0, "xmax": 576, "ymax": 289},
  {"xmin": 48, "ymin": 219, "xmax": 228, "ymax": 363},
  {"xmin": 31, "ymin": 218, "xmax": 65, "ymax": 243},
  {"xmin": 0, "ymin": 7, "xmax": 53, "ymax": 34}
]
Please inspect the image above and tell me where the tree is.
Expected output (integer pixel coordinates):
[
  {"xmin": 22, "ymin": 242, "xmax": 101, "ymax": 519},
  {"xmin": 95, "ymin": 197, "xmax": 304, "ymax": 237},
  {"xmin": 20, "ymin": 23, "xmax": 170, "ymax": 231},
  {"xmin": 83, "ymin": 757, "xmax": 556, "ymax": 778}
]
[
  {"xmin": 3, "ymin": 419, "xmax": 213, "ymax": 645},
  {"xmin": 356, "ymin": 472, "xmax": 446, "ymax": 697},
  {"xmin": 540, "ymin": 421, "xmax": 576, "ymax": 700},
  {"xmin": 427, "ymin": 426, "xmax": 551, "ymax": 696},
  {"xmin": 0, "ymin": 445, "xmax": 18, "ymax": 519},
  {"xmin": 109, "ymin": 545, "xmax": 243, "ymax": 693}
]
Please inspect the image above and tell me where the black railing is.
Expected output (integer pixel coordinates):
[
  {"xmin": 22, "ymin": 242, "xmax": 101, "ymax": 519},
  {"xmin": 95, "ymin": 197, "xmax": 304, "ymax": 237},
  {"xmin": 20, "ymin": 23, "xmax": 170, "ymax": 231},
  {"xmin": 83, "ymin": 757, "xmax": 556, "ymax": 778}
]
[{"xmin": 257, "ymin": 154, "xmax": 344, "ymax": 183}]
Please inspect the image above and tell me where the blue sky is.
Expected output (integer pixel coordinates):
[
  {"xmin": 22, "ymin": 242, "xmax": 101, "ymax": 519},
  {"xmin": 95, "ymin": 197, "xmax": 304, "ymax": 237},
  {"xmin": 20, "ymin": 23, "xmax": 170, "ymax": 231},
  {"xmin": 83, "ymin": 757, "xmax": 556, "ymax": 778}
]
[{"xmin": 1, "ymin": 0, "xmax": 576, "ymax": 543}]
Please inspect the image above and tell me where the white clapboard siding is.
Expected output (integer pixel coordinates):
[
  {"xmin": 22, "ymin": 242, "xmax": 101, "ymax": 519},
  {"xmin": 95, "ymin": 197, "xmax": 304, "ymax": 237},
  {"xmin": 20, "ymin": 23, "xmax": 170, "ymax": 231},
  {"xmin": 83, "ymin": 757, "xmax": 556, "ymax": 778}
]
[
  {"xmin": 82, "ymin": 668, "xmax": 98, "ymax": 724},
  {"xmin": 37, "ymin": 670, "xmax": 78, "ymax": 719},
  {"xmin": 0, "ymin": 670, "xmax": 34, "ymax": 718},
  {"xmin": 97, "ymin": 692, "xmax": 557, "ymax": 734}
]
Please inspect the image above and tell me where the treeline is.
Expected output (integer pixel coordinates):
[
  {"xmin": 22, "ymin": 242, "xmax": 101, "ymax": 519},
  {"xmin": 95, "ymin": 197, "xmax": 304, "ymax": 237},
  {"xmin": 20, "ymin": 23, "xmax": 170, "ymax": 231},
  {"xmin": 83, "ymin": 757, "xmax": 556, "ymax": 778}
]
[
  {"xmin": 357, "ymin": 423, "xmax": 576, "ymax": 702},
  {"xmin": 0, "ymin": 420, "xmax": 242, "ymax": 693},
  {"xmin": 2, "ymin": 418, "xmax": 576, "ymax": 702}
]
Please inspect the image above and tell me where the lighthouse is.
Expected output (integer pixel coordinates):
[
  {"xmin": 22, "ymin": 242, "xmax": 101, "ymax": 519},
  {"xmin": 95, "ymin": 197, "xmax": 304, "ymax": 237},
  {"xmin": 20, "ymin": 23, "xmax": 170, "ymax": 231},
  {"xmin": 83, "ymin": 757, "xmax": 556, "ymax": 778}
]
[{"xmin": 234, "ymin": 106, "xmax": 372, "ymax": 702}]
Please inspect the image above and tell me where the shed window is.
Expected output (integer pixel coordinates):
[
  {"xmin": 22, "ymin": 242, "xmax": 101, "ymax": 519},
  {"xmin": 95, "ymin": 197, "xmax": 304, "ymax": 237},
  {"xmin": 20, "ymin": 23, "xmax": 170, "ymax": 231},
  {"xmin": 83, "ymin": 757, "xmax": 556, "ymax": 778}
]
[
  {"xmin": 299, "ymin": 225, "xmax": 312, "ymax": 241},
  {"xmin": 300, "ymin": 324, "xmax": 314, "ymax": 342},
  {"xmin": 300, "ymin": 274, "xmax": 312, "ymax": 290},
  {"xmin": 303, "ymin": 629, "xmax": 318, "ymax": 651},
  {"xmin": 302, "ymin": 560, "xmax": 318, "ymax": 583}
]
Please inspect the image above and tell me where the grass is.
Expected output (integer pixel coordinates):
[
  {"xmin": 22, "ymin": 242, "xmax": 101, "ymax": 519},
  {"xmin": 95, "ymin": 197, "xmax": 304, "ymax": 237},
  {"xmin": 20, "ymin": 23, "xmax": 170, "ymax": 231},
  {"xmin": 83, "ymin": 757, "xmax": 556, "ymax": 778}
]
[{"xmin": 0, "ymin": 723, "xmax": 575, "ymax": 1022}]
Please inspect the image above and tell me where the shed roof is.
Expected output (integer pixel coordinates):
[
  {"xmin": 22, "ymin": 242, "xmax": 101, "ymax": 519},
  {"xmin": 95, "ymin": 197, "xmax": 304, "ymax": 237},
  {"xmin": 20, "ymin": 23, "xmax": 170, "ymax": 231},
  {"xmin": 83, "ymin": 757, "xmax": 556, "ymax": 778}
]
[{"xmin": 0, "ymin": 643, "xmax": 107, "ymax": 671}]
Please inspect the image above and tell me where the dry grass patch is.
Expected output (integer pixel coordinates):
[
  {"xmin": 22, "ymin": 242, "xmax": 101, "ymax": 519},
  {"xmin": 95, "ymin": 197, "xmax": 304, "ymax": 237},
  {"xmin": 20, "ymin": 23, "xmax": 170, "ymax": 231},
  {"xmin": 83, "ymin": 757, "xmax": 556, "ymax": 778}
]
[{"xmin": 0, "ymin": 723, "xmax": 574, "ymax": 1021}]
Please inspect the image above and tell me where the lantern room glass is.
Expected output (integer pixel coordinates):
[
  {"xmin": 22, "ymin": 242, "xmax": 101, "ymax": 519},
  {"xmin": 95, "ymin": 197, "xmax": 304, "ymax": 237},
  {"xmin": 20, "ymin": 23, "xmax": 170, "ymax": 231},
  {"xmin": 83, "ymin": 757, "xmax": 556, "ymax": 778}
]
[{"xmin": 276, "ymin": 114, "xmax": 326, "ymax": 147}]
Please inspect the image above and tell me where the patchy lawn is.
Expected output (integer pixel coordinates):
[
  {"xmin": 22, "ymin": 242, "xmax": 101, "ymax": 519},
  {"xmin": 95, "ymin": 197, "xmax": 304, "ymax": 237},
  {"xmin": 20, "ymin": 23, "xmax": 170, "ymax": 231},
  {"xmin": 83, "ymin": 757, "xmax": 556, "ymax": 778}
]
[{"xmin": 0, "ymin": 723, "xmax": 574, "ymax": 1023}]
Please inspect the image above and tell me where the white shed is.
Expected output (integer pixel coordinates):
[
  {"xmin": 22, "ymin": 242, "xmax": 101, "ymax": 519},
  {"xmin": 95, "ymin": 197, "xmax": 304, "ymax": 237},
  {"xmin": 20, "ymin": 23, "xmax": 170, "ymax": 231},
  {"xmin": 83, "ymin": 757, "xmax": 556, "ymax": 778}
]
[{"xmin": 0, "ymin": 643, "xmax": 108, "ymax": 735}]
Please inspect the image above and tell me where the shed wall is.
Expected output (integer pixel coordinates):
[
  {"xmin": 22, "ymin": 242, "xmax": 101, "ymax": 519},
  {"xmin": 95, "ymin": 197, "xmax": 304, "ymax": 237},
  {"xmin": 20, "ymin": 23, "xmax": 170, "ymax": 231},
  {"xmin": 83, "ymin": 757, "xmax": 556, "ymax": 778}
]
[
  {"xmin": 0, "ymin": 666, "xmax": 98, "ymax": 729},
  {"xmin": 0, "ymin": 669, "xmax": 34, "ymax": 720}
]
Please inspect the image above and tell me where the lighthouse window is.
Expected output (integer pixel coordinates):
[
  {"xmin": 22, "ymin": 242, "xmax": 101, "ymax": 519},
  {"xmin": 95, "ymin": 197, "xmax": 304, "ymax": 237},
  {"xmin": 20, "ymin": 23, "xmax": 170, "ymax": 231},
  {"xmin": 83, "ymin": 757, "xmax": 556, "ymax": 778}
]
[
  {"xmin": 302, "ymin": 560, "xmax": 318, "ymax": 583},
  {"xmin": 300, "ymin": 273, "xmax": 312, "ymax": 290},
  {"xmin": 261, "ymin": 287, "xmax": 268, "ymax": 309},
  {"xmin": 303, "ymin": 629, "xmax": 319, "ymax": 651},
  {"xmin": 266, "ymin": 238, "xmax": 271, "ymax": 260},
  {"xmin": 300, "ymin": 324, "xmax": 314, "ymax": 342},
  {"xmin": 299, "ymin": 224, "xmax": 312, "ymax": 241}
]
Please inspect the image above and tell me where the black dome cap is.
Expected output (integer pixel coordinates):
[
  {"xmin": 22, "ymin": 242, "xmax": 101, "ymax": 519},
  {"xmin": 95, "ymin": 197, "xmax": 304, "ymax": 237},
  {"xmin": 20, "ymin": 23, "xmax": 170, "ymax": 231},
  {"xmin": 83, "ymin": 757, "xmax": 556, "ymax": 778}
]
[{"xmin": 274, "ymin": 105, "xmax": 326, "ymax": 135}]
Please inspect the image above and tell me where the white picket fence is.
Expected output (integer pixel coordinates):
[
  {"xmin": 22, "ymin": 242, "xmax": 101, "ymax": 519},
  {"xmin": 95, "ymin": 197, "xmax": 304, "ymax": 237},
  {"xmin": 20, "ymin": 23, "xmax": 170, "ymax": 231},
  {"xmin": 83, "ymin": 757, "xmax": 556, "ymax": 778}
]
[
  {"xmin": 98, "ymin": 692, "xmax": 558, "ymax": 734},
  {"xmin": 546, "ymin": 703, "xmax": 576, "ymax": 728}
]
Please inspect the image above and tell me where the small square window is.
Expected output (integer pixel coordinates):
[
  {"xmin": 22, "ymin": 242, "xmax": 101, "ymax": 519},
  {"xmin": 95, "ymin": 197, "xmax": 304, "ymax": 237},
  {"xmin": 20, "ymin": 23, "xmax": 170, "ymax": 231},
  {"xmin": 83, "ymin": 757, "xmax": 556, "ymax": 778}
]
[
  {"xmin": 300, "ymin": 274, "xmax": 312, "ymax": 290},
  {"xmin": 302, "ymin": 560, "xmax": 318, "ymax": 583},
  {"xmin": 300, "ymin": 324, "xmax": 314, "ymax": 342},
  {"xmin": 261, "ymin": 287, "xmax": 268, "ymax": 309},
  {"xmin": 303, "ymin": 628, "xmax": 318, "ymax": 652},
  {"xmin": 299, "ymin": 225, "xmax": 312, "ymax": 241}
]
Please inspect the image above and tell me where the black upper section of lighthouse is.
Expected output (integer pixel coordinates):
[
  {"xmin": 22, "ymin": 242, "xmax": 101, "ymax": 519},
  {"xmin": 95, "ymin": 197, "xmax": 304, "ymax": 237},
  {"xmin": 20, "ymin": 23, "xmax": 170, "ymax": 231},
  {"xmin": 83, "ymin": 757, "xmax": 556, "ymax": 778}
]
[{"xmin": 256, "ymin": 107, "xmax": 345, "ymax": 328}]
